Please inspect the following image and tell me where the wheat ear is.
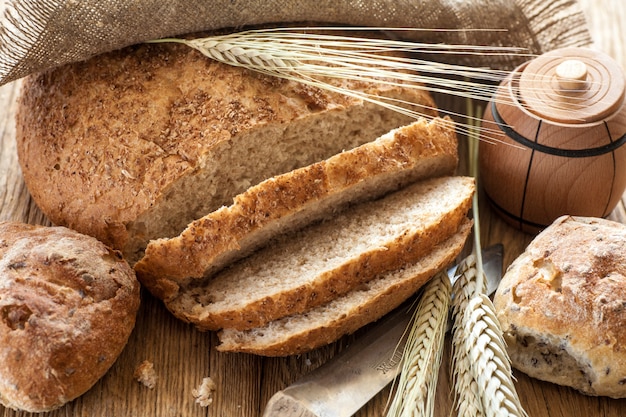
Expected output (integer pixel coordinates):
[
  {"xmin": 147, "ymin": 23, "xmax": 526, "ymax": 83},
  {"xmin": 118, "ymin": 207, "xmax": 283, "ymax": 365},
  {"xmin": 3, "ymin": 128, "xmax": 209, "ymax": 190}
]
[
  {"xmin": 148, "ymin": 28, "xmax": 527, "ymax": 140},
  {"xmin": 450, "ymin": 256, "xmax": 485, "ymax": 417},
  {"xmin": 447, "ymin": 100, "xmax": 486, "ymax": 417},
  {"xmin": 464, "ymin": 294, "xmax": 526, "ymax": 415},
  {"xmin": 448, "ymin": 98, "xmax": 527, "ymax": 417},
  {"xmin": 450, "ymin": 258, "xmax": 527, "ymax": 417},
  {"xmin": 386, "ymin": 270, "xmax": 451, "ymax": 417}
]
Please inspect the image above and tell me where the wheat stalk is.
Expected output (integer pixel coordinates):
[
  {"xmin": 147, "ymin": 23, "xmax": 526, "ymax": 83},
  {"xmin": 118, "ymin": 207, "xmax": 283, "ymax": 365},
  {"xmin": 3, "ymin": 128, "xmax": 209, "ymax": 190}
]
[
  {"xmin": 386, "ymin": 270, "xmax": 451, "ymax": 417},
  {"xmin": 467, "ymin": 100, "xmax": 486, "ymax": 291},
  {"xmin": 447, "ymin": 99, "xmax": 486, "ymax": 417},
  {"xmin": 447, "ymin": 99, "xmax": 527, "ymax": 417},
  {"xmin": 148, "ymin": 28, "xmax": 529, "ymax": 140}
]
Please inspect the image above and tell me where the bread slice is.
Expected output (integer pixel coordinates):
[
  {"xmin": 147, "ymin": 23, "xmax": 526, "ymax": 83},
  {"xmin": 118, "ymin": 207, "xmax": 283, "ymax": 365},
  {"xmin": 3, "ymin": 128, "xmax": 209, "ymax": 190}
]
[
  {"xmin": 164, "ymin": 176, "xmax": 474, "ymax": 331},
  {"xmin": 216, "ymin": 219, "xmax": 471, "ymax": 356},
  {"xmin": 134, "ymin": 118, "xmax": 459, "ymax": 301},
  {"xmin": 15, "ymin": 39, "xmax": 437, "ymax": 263}
]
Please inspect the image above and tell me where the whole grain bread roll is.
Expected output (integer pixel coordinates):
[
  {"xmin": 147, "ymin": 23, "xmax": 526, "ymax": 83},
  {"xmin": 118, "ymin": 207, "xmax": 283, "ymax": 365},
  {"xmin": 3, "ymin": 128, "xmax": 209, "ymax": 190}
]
[
  {"xmin": 493, "ymin": 215, "xmax": 626, "ymax": 398},
  {"xmin": 15, "ymin": 34, "xmax": 437, "ymax": 263},
  {"xmin": 0, "ymin": 222, "xmax": 140, "ymax": 412}
]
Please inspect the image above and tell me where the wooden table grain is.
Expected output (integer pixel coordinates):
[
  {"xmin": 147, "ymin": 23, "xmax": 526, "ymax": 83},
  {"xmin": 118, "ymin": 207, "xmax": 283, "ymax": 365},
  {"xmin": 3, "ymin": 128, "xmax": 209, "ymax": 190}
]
[{"xmin": 1, "ymin": 0, "xmax": 626, "ymax": 416}]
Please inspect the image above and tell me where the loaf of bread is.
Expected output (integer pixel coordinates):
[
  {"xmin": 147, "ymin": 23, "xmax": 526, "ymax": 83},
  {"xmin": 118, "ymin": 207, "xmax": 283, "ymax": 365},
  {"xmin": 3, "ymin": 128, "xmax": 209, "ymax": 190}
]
[
  {"xmin": 0, "ymin": 222, "xmax": 140, "ymax": 412},
  {"xmin": 14, "ymin": 30, "xmax": 469, "ymax": 360},
  {"xmin": 217, "ymin": 218, "xmax": 471, "ymax": 356},
  {"xmin": 161, "ymin": 175, "xmax": 474, "ymax": 331},
  {"xmin": 134, "ymin": 118, "xmax": 459, "ymax": 301},
  {"xmin": 15, "ymin": 37, "xmax": 437, "ymax": 264},
  {"xmin": 493, "ymin": 215, "xmax": 626, "ymax": 398}
]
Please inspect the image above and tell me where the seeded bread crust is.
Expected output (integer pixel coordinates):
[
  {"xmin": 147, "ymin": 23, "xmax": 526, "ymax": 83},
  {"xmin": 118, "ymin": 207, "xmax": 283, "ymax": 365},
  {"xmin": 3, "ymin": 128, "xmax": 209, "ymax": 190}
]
[
  {"xmin": 15, "ymin": 37, "xmax": 436, "ymax": 263},
  {"xmin": 494, "ymin": 215, "xmax": 626, "ymax": 399},
  {"xmin": 134, "ymin": 118, "xmax": 459, "ymax": 301},
  {"xmin": 217, "ymin": 219, "xmax": 471, "ymax": 356},
  {"xmin": 0, "ymin": 222, "xmax": 140, "ymax": 412},
  {"xmin": 166, "ymin": 176, "xmax": 474, "ymax": 331}
]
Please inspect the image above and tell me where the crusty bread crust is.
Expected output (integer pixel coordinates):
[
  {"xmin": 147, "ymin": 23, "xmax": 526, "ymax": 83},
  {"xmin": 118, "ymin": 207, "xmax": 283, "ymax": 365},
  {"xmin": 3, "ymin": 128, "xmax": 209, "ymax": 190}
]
[
  {"xmin": 0, "ymin": 222, "xmax": 140, "ymax": 412},
  {"xmin": 165, "ymin": 176, "xmax": 474, "ymax": 331},
  {"xmin": 494, "ymin": 215, "xmax": 626, "ymax": 398},
  {"xmin": 15, "ymin": 37, "xmax": 437, "ymax": 263},
  {"xmin": 217, "ymin": 219, "xmax": 471, "ymax": 356},
  {"xmin": 134, "ymin": 118, "xmax": 459, "ymax": 301}
]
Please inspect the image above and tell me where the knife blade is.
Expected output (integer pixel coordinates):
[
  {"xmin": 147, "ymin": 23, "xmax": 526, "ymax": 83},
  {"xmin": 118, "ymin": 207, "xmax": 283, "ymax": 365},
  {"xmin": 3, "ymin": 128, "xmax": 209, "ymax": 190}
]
[{"xmin": 262, "ymin": 244, "xmax": 503, "ymax": 417}]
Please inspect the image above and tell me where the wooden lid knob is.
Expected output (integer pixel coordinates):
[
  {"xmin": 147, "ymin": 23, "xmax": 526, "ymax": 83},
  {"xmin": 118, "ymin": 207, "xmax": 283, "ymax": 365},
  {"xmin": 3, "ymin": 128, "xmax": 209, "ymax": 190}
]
[
  {"xmin": 555, "ymin": 59, "xmax": 588, "ymax": 90},
  {"xmin": 516, "ymin": 47, "xmax": 625, "ymax": 124}
]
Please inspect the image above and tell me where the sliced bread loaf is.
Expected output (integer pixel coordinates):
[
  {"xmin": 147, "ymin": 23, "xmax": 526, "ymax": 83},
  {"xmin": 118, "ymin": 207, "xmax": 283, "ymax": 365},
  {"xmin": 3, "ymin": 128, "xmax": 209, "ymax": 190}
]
[
  {"xmin": 134, "ymin": 117, "xmax": 459, "ymax": 301},
  {"xmin": 216, "ymin": 219, "xmax": 471, "ymax": 356},
  {"xmin": 164, "ymin": 176, "xmax": 474, "ymax": 331},
  {"xmin": 15, "ymin": 39, "xmax": 437, "ymax": 263}
]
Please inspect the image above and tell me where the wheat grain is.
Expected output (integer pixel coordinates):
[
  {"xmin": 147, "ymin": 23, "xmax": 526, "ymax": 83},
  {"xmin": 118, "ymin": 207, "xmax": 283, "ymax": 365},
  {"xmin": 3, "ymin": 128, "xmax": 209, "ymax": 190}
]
[{"xmin": 386, "ymin": 270, "xmax": 451, "ymax": 417}]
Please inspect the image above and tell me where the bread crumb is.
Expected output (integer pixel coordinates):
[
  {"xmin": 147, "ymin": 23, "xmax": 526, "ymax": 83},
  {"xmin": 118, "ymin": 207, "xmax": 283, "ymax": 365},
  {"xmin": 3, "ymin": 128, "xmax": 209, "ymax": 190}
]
[
  {"xmin": 192, "ymin": 377, "xmax": 217, "ymax": 407},
  {"xmin": 133, "ymin": 360, "xmax": 157, "ymax": 389}
]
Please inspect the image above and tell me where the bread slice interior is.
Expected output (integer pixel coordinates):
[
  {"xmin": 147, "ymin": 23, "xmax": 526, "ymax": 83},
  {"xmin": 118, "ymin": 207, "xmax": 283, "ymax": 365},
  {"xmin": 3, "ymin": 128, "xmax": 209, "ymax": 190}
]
[
  {"xmin": 164, "ymin": 175, "xmax": 474, "ymax": 331},
  {"xmin": 135, "ymin": 118, "xmax": 459, "ymax": 300},
  {"xmin": 217, "ymin": 219, "xmax": 471, "ymax": 356}
]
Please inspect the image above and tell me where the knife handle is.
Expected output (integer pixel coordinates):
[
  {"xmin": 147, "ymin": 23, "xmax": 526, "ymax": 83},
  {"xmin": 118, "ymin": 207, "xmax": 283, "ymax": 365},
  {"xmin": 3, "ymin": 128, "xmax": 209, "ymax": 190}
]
[{"xmin": 263, "ymin": 392, "xmax": 318, "ymax": 417}]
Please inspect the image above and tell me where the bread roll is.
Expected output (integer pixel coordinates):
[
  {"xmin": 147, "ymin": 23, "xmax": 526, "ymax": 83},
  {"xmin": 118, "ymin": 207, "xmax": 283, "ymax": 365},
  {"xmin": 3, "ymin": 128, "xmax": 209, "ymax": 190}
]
[
  {"xmin": 15, "ymin": 35, "xmax": 437, "ymax": 263},
  {"xmin": 494, "ymin": 215, "xmax": 626, "ymax": 398},
  {"xmin": 0, "ymin": 222, "xmax": 140, "ymax": 412}
]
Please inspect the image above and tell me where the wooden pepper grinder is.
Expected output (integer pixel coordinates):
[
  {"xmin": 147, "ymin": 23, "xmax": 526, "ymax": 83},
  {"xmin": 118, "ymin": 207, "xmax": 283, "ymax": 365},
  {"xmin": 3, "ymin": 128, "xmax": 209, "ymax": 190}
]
[{"xmin": 479, "ymin": 47, "xmax": 626, "ymax": 233}]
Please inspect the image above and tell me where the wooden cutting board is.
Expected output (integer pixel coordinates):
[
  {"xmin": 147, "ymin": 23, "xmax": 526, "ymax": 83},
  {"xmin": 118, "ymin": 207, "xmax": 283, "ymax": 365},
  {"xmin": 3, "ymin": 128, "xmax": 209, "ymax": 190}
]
[{"xmin": 1, "ymin": 0, "xmax": 626, "ymax": 416}]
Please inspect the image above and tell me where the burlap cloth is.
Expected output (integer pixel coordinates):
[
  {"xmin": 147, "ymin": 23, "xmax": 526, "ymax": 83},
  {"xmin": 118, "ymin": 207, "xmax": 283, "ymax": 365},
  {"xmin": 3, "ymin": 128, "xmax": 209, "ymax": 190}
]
[{"xmin": 0, "ymin": 0, "xmax": 592, "ymax": 86}]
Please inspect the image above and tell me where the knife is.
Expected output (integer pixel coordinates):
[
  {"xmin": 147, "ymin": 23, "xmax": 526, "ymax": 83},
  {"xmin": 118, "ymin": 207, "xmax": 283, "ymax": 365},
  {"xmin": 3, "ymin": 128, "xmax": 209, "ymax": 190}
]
[{"xmin": 262, "ymin": 244, "xmax": 503, "ymax": 417}]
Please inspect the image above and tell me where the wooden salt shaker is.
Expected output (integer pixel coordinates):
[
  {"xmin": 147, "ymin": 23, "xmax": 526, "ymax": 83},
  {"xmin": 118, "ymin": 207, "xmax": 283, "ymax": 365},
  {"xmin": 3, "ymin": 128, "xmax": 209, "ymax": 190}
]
[{"xmin": 479, "ymin": 47, "xmax": 626, "ymax": 233}]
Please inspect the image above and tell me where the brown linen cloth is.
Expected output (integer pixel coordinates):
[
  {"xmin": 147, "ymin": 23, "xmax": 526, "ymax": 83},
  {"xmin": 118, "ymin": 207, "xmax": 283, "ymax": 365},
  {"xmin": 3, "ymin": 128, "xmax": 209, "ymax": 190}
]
[{"xmin": 0, "ymin": 0, "xmax": 592, "ymax": 86}]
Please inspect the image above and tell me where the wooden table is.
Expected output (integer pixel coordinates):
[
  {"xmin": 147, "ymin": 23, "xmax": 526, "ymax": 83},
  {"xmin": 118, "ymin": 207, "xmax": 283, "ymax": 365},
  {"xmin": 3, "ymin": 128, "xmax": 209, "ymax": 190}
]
[{"xmin": 1, "ymin": 0, "xmax": 625, "ymax": 415}]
